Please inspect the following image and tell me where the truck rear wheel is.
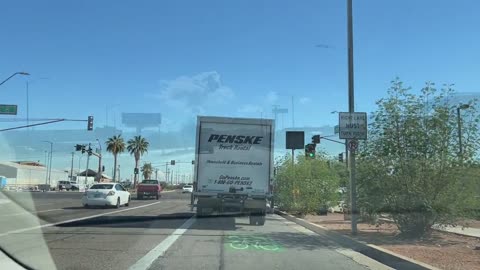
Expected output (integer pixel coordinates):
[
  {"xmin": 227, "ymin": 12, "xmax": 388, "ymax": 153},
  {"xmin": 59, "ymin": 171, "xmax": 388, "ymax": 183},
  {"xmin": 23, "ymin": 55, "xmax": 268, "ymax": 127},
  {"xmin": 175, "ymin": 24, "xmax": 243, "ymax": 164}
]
[
  {"xmin": 249, "ymin": 212, "xmax": 266, "ymax": 226},
  {"xmin": 196, "ymin": 207, "xmax": 205, "ymax": 217},
  {"xmin": 257, "ymin": 215, "xmax": 266, "ymax": 225}
]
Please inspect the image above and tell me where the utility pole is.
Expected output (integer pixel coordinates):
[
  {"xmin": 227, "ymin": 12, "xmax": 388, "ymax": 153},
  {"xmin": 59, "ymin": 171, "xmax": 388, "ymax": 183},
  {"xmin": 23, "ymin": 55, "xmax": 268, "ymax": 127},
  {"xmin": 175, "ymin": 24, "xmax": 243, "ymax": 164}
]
[
  {"xmin": 96, "ymin": 139, "xmax": 102, "ymax": 182},
  {"xmin": 70, "ymin": 152, "xmax": 74, "ymax": 182},
  {"xmin": 165, "ymin": 162, "xmax": 169, "ymax": 183},
  {"xmin": 155, "ymin": 169, "xmax": 158, "ymax": 180},
  {"xmin": 118, "ymin": 165, "xmax": 121, "ymax": 182},
  {"xmin": 347, "ymin": 0, "xmax": 358, "ymax": 235}
]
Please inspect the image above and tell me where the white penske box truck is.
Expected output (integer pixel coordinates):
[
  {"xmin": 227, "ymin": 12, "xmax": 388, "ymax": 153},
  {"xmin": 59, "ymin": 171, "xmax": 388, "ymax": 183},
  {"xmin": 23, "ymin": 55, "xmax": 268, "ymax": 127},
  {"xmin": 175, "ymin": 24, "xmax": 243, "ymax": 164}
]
[{"xmin": 194, "ymin": 116, "xmax": 274, "ymax": 225}]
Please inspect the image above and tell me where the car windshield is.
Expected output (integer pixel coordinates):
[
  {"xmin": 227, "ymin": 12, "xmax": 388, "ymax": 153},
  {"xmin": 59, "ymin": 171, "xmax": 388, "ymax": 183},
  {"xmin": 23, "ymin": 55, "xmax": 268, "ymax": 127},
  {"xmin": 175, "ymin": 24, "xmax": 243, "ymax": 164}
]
[
  {"xmin": 1, "ymin": 1, "xmax": 479, "ymax": 270},
  {"xmin": 89, "ymin": 184, "xmax": 113, "ymax": 190},
  {"xmin": 141, "ymin": 180, "xmax": 158, "ymax": 184}
]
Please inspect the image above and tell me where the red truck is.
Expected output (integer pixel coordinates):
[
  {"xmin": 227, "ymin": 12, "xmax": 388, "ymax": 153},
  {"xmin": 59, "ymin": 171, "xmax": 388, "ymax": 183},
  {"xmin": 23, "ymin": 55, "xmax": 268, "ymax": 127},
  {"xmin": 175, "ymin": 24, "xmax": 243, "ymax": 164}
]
[{"xmin": 136, "ymin": 179, "xmax": 162, "ymax": 200}]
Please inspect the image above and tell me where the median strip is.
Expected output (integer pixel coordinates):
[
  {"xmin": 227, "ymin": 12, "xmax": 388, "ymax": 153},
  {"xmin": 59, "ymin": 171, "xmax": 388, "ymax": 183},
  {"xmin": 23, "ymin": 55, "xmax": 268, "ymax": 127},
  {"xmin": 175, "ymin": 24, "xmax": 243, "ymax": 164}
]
[{"xmin": 0, "ymin": 201, "xmax": 162, "ymax": 237}]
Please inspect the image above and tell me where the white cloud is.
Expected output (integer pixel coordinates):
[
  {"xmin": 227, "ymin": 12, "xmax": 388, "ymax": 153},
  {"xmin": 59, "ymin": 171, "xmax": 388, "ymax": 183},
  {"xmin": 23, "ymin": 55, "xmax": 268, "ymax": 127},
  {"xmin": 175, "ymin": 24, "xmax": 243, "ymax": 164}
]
[
  {"xmin": 238, "ymin": 104, "xmax": 264, "ymax": 114},
  {"xmin": 266, "ymin": 91, "xmax": 279, "ymax": 104},
  {"xmin": 157, "ymin": 71, "xmax": 234, "ymax": 114},
  {"xmin": 299, "ymin": 97, "xmax": 311, "ymax": 104}
]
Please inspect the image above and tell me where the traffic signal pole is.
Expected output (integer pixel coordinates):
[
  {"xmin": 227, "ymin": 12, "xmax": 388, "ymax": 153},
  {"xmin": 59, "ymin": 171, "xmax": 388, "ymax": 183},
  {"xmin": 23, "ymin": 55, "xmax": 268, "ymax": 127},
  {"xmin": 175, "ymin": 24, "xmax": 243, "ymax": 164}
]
[{"xmin": 85, "ymin": 143, "xmax": 91, "ymax": 186}]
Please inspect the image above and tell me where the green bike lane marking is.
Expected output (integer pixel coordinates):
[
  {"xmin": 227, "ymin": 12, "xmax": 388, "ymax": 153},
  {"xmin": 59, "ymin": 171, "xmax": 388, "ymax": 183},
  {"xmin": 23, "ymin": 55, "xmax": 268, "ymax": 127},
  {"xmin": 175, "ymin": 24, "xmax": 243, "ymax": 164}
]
[{"xmin": 224, "ymin": 234, "xmax": 284, "ymax": 252}]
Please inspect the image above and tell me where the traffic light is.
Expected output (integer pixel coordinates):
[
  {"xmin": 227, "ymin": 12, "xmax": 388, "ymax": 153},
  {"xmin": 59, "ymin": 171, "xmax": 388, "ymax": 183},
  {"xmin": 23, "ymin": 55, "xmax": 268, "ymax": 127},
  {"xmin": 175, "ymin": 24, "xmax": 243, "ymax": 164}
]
[
  {"xmin": 338, "ymin": 153, "xmax": 344, "ymax": 162},
  {"xmin": 87, "ymin": 116, "xmax": 94, "ymax": 131},
  {"xmin": 102, "ymin": 165, "xmax": 105, "ymax": 172},
  {"xmin": 312, "ymin": 135, "xmax": 320, "ymax": 144},
  {"xmin": 75, "ymin": 144, "xmax": 82, "ymax": 151},
  {"xmin": 305, "ymin": 143, "xmax": 316, "ymax": 159},
  {"xmin": 191, "ymin": 160, "xmax": 195, "ymax": 165},
  {"xmin": 171, "ymin": 160, "xmax": 175, "ymax": 165},
  {"xmin": 134, "ymin": 168, "xmax": 139, "ymax": 175},
  {"xmin": 87, "ymin": 147, "xmax": 93, "ymax": 155},
  {"xmin": 81, "ymin": 145, "xmax": 86, "ymax": 154}
]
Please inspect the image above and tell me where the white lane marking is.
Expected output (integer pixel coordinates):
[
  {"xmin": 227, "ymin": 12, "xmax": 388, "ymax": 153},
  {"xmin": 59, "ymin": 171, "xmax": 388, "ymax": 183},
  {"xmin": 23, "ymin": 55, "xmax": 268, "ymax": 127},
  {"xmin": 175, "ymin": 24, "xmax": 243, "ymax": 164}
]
[
  {"xmin": 1, "ymin": 208, "xmax": 63, "ymax": 217},
  {"xmin": 129, "ymin": 216, "xmax": 196, "ymax": 270},
  {"xmin": 0, "ymin": 201, "xmax": 162, "ymax": 237}
]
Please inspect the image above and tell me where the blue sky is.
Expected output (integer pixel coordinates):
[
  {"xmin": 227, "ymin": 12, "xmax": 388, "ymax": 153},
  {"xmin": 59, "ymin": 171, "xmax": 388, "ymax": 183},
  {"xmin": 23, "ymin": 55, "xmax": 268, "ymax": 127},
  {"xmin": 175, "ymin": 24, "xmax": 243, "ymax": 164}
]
[{"xmin": 1, "ymin": 0, "xmax": 479, "ymax": 131}]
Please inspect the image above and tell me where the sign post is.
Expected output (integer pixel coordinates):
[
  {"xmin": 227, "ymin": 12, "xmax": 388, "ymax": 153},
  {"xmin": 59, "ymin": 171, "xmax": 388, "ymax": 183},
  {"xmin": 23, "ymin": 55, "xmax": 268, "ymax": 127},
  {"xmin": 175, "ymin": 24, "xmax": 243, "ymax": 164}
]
[
  {"xmin": 338, "ymin": 111, "xmax": 367, "ymax": 235},
  {"xmin": 285, "ymin": 131, "xmax": 304, "ymax": 209}
]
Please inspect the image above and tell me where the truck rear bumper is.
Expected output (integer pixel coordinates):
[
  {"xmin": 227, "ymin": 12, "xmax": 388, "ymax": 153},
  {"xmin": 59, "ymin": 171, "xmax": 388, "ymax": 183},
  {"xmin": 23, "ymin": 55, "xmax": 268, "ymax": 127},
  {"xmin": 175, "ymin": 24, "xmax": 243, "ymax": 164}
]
[
  {"xmin": 137, "ymin": 191, "xmax": 158, "ymax": 196},
  {"xmin": 196, "ymin": 196, "xmax": 267, "ymax": 213}
]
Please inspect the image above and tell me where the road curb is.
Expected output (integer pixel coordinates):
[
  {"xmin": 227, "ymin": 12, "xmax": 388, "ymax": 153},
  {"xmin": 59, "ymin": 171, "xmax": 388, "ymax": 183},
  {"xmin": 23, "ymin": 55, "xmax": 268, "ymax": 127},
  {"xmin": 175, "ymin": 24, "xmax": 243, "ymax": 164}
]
[{"xmin": 275, "ymin": 210, "xmax": 440, "ymax": 270}]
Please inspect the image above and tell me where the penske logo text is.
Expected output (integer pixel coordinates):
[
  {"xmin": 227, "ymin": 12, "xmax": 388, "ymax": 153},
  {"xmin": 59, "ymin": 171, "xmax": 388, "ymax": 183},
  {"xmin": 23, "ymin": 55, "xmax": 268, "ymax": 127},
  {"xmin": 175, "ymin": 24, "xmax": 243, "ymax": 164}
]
[{"xmin": 207, "ymin": 134, "xmax": 263, "ymax": 144}]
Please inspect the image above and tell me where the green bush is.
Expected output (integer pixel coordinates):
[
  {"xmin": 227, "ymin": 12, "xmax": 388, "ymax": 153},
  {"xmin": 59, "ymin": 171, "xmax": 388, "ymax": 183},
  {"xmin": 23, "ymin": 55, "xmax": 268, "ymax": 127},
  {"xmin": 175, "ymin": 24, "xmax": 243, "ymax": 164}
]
[
  {"xmin": 274, "ymin": 154, "xmax": 340, "ymax": 215},
  {"xmin": 357, "ymin": 79, "xmax": 480, "ymax": 238}
]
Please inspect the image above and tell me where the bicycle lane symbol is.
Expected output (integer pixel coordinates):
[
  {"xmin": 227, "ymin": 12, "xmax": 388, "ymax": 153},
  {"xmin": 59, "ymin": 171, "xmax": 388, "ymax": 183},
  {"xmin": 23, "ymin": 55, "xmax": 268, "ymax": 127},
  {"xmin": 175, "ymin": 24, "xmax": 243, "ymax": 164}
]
[{"xmin": 225, "ymin": 235, "xmax": 283, "ymax": 252}]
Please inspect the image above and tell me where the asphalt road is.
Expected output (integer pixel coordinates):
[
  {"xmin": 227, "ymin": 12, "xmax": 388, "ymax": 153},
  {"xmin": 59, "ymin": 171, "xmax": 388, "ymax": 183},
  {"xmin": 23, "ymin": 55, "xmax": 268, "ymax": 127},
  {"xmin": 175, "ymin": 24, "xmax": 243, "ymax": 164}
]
[{"xmin": 0, "ymin": 191, "xmax": 389, "ymax": 270}]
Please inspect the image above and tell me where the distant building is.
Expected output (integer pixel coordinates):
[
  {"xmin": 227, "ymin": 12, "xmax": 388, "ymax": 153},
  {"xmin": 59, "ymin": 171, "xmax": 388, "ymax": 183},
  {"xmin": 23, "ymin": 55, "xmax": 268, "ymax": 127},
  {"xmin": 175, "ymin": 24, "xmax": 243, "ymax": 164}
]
[{"xmin": 0, "ymin": 161, "xmax": 68, "ymax": 189}]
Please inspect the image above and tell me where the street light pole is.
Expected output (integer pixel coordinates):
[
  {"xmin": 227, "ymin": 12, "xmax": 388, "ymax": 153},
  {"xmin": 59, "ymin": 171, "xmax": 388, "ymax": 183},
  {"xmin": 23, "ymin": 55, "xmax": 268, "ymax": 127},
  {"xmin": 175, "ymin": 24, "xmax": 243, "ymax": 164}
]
[
  {"xmin": 44, "ymin": 150, "xmax": 48, "ymax": 185},
  {"xmin": 347, "ymin": 0, "xmax": 358, "ymax": 235},
  {"xmin": 42, "ymin": 141, "xmax": 53, "ymax": 186},
  {"xmin": 70, "ymin": 152, "xmax": 74, "ymax": 182},
  {"xmin": 78, "ymin": 154, "xmax": 83, "ymax": 173},
  {"xmin": 25, "ymin": 77, "xmax": 48, "ymax": 130},
  {"xmin": 0, "ymin": 72, "xmax": 30, "ymax": 86},
  {"xmin": 26, "ymin": 81, "xmax": 29, "ymax": 128}
]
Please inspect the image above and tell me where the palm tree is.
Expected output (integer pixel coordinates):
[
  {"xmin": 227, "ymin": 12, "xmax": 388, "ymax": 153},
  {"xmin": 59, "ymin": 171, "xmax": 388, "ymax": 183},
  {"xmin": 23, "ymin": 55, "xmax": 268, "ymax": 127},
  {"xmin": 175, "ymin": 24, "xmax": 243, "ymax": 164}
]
[
  {"xmin": 105, "ymin": 135, "xmax": 125, "ymax": 182},
  {"xmin": 141, "ymin": 163, "xmax": 153, "ymax": 180},
  {"xmin": 127, "ymin": 135, "xmax": 149, "ymax": 187}
]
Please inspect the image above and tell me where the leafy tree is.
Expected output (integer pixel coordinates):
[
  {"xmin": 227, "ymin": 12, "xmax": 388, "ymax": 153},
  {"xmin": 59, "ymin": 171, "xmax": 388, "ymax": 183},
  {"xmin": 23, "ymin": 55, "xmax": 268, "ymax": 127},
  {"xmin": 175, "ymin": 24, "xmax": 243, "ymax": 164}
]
[
  {"xmin": 105, "ymin": 135, "xmax": 125, "ymax": 182},
  {"xmin": 127, "ymin": 136, "xmax": 149, "ymax": 187},
  {"xmin": 274, "ymin": 153, "xmax": 340, "ymax": 216},
  {"xmin": 141, "ymin": 162, "xmax": 153, "ymax": 180},
  {"xmin": 357, "ymin": 79, "xmax": 480, "ymax": 237}
]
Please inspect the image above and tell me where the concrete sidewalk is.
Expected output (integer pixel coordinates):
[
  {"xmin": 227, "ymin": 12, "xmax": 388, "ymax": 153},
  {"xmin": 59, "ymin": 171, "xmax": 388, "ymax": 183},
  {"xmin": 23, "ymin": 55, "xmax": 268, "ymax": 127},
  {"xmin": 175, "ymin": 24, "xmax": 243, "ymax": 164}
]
[
  {"xmin": 432, "ymin": 224, "xmax": 480, "ymax": 238},
  {"xmin": 377, "ymin": 217, "xmax": 480, "ymax": 239}
]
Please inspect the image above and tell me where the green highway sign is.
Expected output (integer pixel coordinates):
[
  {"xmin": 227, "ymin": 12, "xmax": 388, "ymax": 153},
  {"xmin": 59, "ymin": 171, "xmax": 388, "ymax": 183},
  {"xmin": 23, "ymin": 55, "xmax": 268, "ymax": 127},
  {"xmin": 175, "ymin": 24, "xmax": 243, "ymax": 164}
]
[{"xmin": 0, "ymin": 104, "xmax": 17, "ymax": 115}]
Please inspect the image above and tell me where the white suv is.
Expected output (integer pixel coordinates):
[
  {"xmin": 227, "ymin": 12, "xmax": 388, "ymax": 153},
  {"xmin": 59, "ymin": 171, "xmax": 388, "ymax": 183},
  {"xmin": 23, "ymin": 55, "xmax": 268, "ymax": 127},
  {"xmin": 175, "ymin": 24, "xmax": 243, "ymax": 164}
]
[{"xmin": 57, "ymin": 181, "xmax": 72, "ymax": 191}]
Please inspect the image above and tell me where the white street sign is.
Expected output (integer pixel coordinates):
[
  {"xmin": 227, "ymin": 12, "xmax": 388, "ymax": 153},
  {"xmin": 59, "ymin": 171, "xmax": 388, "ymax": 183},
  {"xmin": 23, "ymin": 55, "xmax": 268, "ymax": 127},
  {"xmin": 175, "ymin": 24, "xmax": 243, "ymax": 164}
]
[{"xmin": 339, "ymin": 112, "xmax": 367, "ymax": 140}]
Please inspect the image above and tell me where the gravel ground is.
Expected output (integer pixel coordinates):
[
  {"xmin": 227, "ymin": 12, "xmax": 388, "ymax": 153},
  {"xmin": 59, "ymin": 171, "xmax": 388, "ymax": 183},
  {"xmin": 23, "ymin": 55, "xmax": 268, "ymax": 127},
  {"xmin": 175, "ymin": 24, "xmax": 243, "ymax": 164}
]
[{"xmin": 305, "ymin": 213, "xmax": 480, "ymax": 270}]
